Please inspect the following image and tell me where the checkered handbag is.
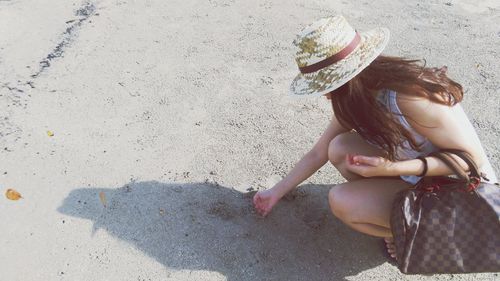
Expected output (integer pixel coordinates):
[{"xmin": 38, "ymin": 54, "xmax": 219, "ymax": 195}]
[{"xmin": 390, "ymin": 149, "xmax": 500, "ymax": 274}]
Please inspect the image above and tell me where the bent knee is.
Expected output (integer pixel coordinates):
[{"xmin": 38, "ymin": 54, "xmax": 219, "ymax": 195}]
[
  {"xmin": 328, "ymin": 185, "xmax": 351, "ymax": 220},
  {"xmin": 328, "ymin": 133, "xmax": 351, "ymax": 166}
]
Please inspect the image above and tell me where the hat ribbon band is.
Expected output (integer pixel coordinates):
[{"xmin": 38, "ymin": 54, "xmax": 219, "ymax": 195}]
[{"xmin": 299, "ymin": 32, "xmax": 361, "ymax": 74}]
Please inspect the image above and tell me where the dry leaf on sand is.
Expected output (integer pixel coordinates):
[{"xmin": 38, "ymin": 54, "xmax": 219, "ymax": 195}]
[
  {"xmin": 6, "ymin": 189, "xmax": 23, "ymax": 200},
  {"xmin": 99, "ymin": 191, "xmax": 107, "ymax": 207}
]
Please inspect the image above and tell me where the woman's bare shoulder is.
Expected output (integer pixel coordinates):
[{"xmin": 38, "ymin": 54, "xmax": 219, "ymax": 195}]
[{"xmin": 395, "ymin": 92, "xmax": 453, "ymax": 129}]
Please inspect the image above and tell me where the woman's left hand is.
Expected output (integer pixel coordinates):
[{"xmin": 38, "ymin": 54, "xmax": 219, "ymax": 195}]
[{"xmin": 345, "ymin": 154, "xmax": 396, "ymax": 177}]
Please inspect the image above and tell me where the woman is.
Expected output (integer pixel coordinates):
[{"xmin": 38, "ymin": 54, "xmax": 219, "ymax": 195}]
[{"xmin": 252, "ymin": 15, "xmax": 498, "ymax": 260}]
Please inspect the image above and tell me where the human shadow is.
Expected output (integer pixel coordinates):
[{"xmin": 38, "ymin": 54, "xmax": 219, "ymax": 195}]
[{"xmin": 57, "ymin": 181, "xmax": 388, "ymax": 280}]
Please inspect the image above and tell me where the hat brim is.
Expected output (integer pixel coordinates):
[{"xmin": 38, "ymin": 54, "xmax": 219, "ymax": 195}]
[{"xmin": 289, "ymin": 27, "xmax": 390, "ymax": 97}]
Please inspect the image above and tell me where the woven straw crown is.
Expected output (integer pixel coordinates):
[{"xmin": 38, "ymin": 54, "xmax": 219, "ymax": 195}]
[{"xmin": 294, "ymin": 16, "xmax": 357, "ymax": 68}]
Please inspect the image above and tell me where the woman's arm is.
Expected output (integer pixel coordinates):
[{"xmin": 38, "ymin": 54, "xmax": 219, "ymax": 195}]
[
  {"xmin": 345, "ymin": 95, "xmax": 486, "ymax": 178},
  {"xmin": 254, "ymin": 115, "xmax": 349, "ymax": 216},
  {"xmin": 395, "ymin": 95, "xmax": 485, "ymax": 175},
  {"xmin": 390, "ymin": 157, "xmax": 469, "ymax": 177},
  {"xmin": 273, "ymin": 115, "xmax": 350, "ymax": 198}
]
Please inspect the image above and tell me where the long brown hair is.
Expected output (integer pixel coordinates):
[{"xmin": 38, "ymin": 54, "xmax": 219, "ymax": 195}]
[{"xmin": 330, "ymin": 55, "xmax": 463, "ymax": 160}]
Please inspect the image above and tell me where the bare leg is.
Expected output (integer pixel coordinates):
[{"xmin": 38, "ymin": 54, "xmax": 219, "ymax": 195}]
[
  {"xmin": 327, "ymin": 132, "xmax": 409, "ymax": 258},
  {"xmin": 328, "ymin": 178, "xmax": 411, "ymax": 237}
]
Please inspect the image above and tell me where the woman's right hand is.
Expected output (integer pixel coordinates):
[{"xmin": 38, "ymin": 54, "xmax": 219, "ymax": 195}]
[{"xmin": 253, "ymin": 188, "xmax": 281, "ymax": 217}]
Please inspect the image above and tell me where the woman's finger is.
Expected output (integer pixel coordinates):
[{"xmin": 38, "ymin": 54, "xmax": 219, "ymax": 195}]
[
  {"xmin": 348, "ymin": 166, "xmax": 363, "ymax": 176},
  {"xmin": 255, "ymin": 201, "xmax": 263, "ymax": 210},
  {"xmin": 355, "ymin": 155, "xmax": 377, "ymax": 166},
  {"xmin": 346, "ymin": 154, "xmax": 355, "ymax": 165},
  {"xmin": 259, "ymin": 208, "xmax": 267, "ymax": 217},
  {"xmin": 254, "ymin": 193, "xmax": 265, "ymax": 206},
  {"xmin": 346, "ymin": 164, "xmax": 372, "ymax": 177},
  {"xmin": 253, "ymin": 193, "xmax": 260, "ymax": 205}
]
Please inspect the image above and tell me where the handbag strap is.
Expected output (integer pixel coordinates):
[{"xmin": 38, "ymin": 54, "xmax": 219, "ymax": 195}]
[
  {"xmin": 439, "ymin": 149, "xmax": 481, "ymax": 179},
  {"xmin": 429, "ymin": 151, "xmax": 470, "ymax": 181}
]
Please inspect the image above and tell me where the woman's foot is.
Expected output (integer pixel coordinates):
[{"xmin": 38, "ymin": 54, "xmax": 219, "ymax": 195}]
[{"xmin": 384, "ymin": 237, "xmax": 396, "ymax": 259}]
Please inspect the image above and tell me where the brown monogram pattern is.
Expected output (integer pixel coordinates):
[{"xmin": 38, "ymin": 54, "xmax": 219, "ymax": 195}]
[{"xmin": 391, "ymin": 151, "xmax": 500, "ymax": 274}]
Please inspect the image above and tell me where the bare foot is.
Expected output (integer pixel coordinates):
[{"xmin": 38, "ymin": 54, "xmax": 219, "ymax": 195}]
[{"xmin": 384, "ymin": 237, "xmax": 396, "ymax": 259}]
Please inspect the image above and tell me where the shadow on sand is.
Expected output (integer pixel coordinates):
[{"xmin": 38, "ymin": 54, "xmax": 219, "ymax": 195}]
[{"xmin": 58, "ymin": 181, "xmax": 388, "ymax": 280}]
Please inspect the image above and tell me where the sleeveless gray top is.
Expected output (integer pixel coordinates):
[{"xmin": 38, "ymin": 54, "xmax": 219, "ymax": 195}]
[{"xmin": 375, "ymin": 89, "xmax": 498, "ymax": 184}]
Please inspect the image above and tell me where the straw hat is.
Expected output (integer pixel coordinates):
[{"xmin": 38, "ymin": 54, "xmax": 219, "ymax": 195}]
[{"xmin": 290, "ymin": 15, "xmax": 390, "ymax": 97}]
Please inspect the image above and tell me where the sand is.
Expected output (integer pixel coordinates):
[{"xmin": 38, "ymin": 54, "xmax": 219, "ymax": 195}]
[{"xmin": 1, "ymin": 0, "xmax": 499, "ymax": 280}]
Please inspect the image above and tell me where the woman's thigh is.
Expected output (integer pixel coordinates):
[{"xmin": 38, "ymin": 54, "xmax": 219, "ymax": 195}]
[{"xmin": 328, "ymin": 178, "xmax": 412, "ymax": 228}]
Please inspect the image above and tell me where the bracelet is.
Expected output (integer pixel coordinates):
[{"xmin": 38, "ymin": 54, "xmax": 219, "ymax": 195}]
[{"xmin": 417, "ymin": 156, "xmax": 428, "ymax": 177}]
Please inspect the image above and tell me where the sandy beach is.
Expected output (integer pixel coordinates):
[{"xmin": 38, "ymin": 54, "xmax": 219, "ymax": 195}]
[{"xmin": 1, "ymin": 0, "xmax": 499, "ymax": 280}]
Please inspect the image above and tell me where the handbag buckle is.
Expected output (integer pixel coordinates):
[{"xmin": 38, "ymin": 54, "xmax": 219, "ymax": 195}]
[{"xmin": 466, "ymin": 177, "xmax": 481, "ymax": 192}]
